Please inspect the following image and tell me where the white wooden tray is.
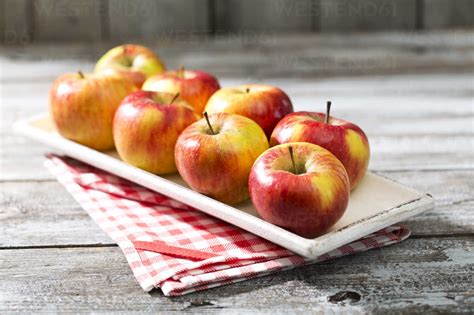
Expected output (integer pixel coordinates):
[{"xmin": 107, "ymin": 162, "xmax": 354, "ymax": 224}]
[{"xmin": 14, "ymin": 115, "xmax": 434, "ymax": 258}]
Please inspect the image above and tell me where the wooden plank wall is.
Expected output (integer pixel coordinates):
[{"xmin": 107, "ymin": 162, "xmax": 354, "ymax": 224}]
[{"xmin": 0, "ymin": 0, "xmax": 473, "ymax": 44}]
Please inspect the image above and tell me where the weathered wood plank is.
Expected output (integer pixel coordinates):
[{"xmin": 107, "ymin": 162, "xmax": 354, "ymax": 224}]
[
  {"xmin": 107, "ymin": 0, "xmax": 210, "ymax": 41},
  {"xmin": 0, "ymin": 0, "xmax": 31, "ymax": 44},
  {"xmin": 376, "ymin": 170, "xmax": 474, "ymax": 236},
  {"xmin": 214, "ymin": 0, "xmax": 313, "ymax": 33},
  {"xmin": 2, "ymin": 72, "xmax": 472, "ymax": 180},
  {"xmin": 32, "ymin": 0, "xmax": 103, "ymax": 41},
  {"xmin": 1, "ymin": 0, "xmax": 474, "ymax": 45},
  {"xmin": 0, "ymin": 170, "xmax": 471, "ymax": 247},
  {"xmin": 4, "ymin": 72, "xmax": 473, "ymax": 111},
  {"xmin": 1, "ymin": 31, "xmax": 472, "ymax": 81},
  {"xmin": 423, "ymin": 0, "xmax": 474, "ymax": 29},
  {"xmin": 0, "ymin": 135, "xmax": 52, "ymax": 181},
  {"xmin": 5, "ymin": 73, "xmax": 473, "ymax": 120},
  {"xmin": 0, "ymin": 181, "xmax": 112, "ymax": 247},
  {"xmin": 319, "ymin": 0, "xmax": 417, "ymax": 32},
  {"xmin": 0, "ymin": 237, "xmax": 472, "ymax": 312},
  {"xmin": 0, "ymin": 0, "xmax": 4, "ymax": 42}
]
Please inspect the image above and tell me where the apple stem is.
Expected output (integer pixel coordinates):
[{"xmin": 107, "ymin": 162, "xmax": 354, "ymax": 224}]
[
  {"xmin": 203, "ymin": 112, "xmax": 215, "ymax": 135},
  {"xmin": 78, "ymin": 71, "xmax": 85, "ymax": 79},
  {"xmin": 170, "ymin": 92, "xmax": 180, "ymax": 104},
  {"xmin": 245, "ymin": 88, "xmax": 250, "ymax": 93},
  {"xmin": 325, "ymin": 101, "xmax": 332, "ymax": 124},
  {"xmin": 288, "ymin": 146, "xmax": 297, "ymax": 174},
  {"xmin": 178, "ymin": 65, "xmax": 185, "ymax": 79}
]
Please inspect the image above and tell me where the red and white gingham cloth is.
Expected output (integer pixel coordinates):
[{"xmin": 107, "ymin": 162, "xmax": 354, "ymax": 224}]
[{"xmin": 45, "ymin": 154, "xmax": 410, "ymax": 296}]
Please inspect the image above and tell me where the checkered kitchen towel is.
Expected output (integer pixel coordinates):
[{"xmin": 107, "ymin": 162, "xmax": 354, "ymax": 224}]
[{"xmin": 45, "ymin": 154, "xmax": 410, "ymax": 296}]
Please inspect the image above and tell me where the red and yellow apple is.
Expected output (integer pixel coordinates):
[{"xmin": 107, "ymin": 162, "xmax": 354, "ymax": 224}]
[
  {"xmin": 248, "ymin": 142, "xmax": 350, "ymax": 238},
  {"xmin": 113, "ymin": 90, "xmax": 199, "ymax": 174},
  {"xmin": 175, "ymin": 112, "xmax": 269, "ymax": 204},
  {"xmin": 142, "ymin": 68, "xmax": 220, "ymax": 113},
  {"xmin": 204, "ymin": 84, "xmax": 293, "ymax": 138},
  {"xmin": 49, "ymin": 71, "xmax": 136, "ymax": 150},
  {"xmin": 270, "ymin": 103, "xmax": 370, "ymax": 189},
  {"xmin": 95, "ymin": 44, "xmax": 165, "ymax": 88}
]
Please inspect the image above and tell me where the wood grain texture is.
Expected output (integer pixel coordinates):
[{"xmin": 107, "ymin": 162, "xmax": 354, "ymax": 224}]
[
  {"xmin": 423, "ymin": 0, "xmax": 474, "ymax": 29},
  {"xmin": 1, "ymin": 31, "xmax": 473, "ymax": 82},
  {"xmin": 214, "ymin": 0, "xmax": 314, "ymax": 33},
  {"xmin": 2, "ymin": 70, "xmax": 473, "ymax": 180},
  {"xmin": 319, "ymin": 0, "xmax": 417, "ymax": 31},
  {"xmin": 0, "ymin": 237, "xmax": 472, "ymax": 313},
  {"xmin": 0, "ymin": 181, "xmax": 112, "ymax": 247},
  {"xmin": 107, "ymin": 0, "xmax": 210, "ymax": 41},
  {"xmin": 0, "ymin": 0, "xmax": 4, "ymax": 42},
  {"xmin": 33, "ymin": 0, "xmax": 103, "ymax": 41},
  {"xmin": 375, "ymin": 170, "xmax": 474, "ymax": 236},
  {"xmin": 2, "ymin": 0, "xmax": 474, "ymax": 44},
  {"xmin": 0, "ymin": 170, "xmax": 471, "ymax": 247}
]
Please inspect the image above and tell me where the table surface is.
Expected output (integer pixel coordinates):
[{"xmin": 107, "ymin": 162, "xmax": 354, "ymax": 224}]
[{"xmin": 1, "ymin": 30, "xmax": 473, "ymax": 314}]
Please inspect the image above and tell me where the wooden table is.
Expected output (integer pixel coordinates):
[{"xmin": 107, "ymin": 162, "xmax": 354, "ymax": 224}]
[{"xmin": 1, "ymin": 30, "xmax": 473, "ymax": 313}]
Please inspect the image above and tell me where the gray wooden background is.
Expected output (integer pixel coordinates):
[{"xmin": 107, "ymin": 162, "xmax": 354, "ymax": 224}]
[{"xmin": 1, "ymin": 0, "xmax": 473, "ymax": 44}]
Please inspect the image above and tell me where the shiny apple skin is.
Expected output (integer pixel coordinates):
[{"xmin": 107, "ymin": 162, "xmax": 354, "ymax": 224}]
[
  {"xmin": 270, "ymin": 112, "xmax": 370, "ymax": 190},
  {"xmin": 95, "ymin": 44, "xmax": 166, "ymax": 88},
  {"xmin": 249, "ymin": 142, "xmax": 350, "ymax": 238},
  {"xmin": 175, "ymin": 113, "xmax": 269, "ymax": 204},
  {"xmin": 204, "ymin": 84, "xmax": 293, "ymax": 138},
  {"xmin": 113, "ymin": 90, "xmax": 199, "ymax": 174},
  {"xmin": 142, "ymin": 70, "xmax": 220, "ymax": 113},
  {"xmin": 49, "ymin": 72, "xmax": 137, "ymax": 151}
]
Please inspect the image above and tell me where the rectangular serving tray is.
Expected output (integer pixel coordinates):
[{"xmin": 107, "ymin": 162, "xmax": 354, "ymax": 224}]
[{"xmin": 14, "ymin": 115, "xmax": 434, "ymax": 258}]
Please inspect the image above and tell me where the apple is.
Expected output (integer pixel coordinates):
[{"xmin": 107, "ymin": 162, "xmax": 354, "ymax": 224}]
[
  {"xmin": 248, "ymin": 142, "xmax": 350, "ymax": 238},
  {"xmin": 113, "ymin": 90, "xmax": 199, "ymax": 175},
  {"xmin": 95, "ymin": 44, "xmax": 165, "ymax": 88},
  {"xmin": 142, "ymin": 67, "xmax": 220, "ymax": 113},
  {"xmin": 204, "ymin": 84, "xmax": 293, "ymax": 138},
  {"xmin": 270, "ymin": 102, "xmax": 370, "ymax": 190},
  {"xmin": 49, "ymin": 71, "xmax": 136, "ymax": 150},
  {"xmin": 175, "ymin": 112, "xmax": 269, "ymax": 204}
]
